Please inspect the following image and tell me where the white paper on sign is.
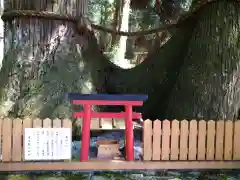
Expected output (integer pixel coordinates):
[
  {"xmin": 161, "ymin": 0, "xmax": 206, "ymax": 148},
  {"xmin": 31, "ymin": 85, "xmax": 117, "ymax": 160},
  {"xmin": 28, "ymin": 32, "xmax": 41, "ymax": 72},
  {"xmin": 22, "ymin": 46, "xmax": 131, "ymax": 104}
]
[{"xmin": 24, "ymin": 128, "xmax": 71, "ymax": 161}]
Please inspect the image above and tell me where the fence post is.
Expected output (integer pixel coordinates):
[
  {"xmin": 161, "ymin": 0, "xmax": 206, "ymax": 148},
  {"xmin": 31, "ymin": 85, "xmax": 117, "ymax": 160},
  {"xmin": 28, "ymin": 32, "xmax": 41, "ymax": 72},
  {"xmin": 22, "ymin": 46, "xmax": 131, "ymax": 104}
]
[
  {"xmin": 143, "ymin": 120, "xmax": 152, "ymax": 160},
  {"xmin": 152, "ymin": 120, "xmax": 161, "ymax": 160}
]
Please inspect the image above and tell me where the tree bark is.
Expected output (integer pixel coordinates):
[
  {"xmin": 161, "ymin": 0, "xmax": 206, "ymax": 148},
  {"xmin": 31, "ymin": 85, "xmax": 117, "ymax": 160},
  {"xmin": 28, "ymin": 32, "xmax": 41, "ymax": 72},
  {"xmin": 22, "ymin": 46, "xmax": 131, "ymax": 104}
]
[
  {"xmin": 0, "ymin": 0, "xmax": 107, "ymax": 118},
  {"xmin": 165, "ymin": 1, "xmax": 240, "ymax": 120},
  {"xmin": 0, "ymin": 0, "xmax": 196, "ymax": 121}
]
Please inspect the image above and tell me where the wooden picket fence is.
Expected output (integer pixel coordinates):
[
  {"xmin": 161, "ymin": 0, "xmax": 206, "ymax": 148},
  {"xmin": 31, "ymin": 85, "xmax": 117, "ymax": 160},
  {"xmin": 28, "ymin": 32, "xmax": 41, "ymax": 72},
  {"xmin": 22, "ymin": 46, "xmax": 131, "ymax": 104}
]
[
  {"xmin": 1, "ymin": 118, "xmax": 240, "ymax": 171},
  {"xmin": 143, "ymin": 119, "xmax": 240, "ymax": 161}
]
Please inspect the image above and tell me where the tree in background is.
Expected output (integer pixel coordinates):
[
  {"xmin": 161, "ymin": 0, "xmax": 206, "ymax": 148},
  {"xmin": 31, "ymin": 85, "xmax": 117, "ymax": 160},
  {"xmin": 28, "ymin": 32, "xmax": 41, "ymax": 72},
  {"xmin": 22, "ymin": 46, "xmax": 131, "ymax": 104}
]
[{"xmin": 112, "ymin": 0, "xmax": 132, "ymax": 68}]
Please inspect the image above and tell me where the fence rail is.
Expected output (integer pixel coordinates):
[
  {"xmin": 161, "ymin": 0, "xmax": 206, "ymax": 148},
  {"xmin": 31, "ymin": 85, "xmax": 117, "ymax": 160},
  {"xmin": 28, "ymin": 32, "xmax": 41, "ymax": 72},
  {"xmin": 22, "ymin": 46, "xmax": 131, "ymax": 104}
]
[{"xmin": 143, "ymin": 119, "xmax": 240, "ymax": 161}]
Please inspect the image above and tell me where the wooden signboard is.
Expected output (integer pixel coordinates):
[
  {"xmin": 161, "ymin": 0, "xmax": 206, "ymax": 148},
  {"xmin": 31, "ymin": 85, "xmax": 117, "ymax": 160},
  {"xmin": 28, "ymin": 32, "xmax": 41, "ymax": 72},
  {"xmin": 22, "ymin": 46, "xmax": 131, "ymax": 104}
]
[{"xmin": 24, "ymin": 128, "xmax": 71, "ymax": 161}]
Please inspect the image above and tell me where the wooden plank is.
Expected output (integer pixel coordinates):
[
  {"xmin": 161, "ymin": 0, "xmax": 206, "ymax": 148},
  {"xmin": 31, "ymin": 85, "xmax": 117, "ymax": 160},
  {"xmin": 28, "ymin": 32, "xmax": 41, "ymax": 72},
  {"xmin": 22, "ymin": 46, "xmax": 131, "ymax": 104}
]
[
  {"xmin": 215, "ymin": 120, "xmax": 224, "ymax": 160},
  {"xmin": 62, "ymin": 119, "xmax": 72, "ymax": 129},
  {"xmin": 100, "ymin": 118, "xmax": 113, "ymax": 129},
  {"xmin": 179, "ymin": 120, "xmax": 188, "ymax": 160},
  {"xmin": 2, "ymin": 161, "xmax": 240, "ymax": 171},
  {"xmin": 197, "ymin": 120, "xmax": 206, "ymax": 160},
  {"xmin": 91, "ymin": 118, "xmax": 100, "ymax": 129},
  {"xmin": 23, "ymin": 117, "xmax": 32, "ymax": 161},
  {"xmin": 233, "ymin": 120, "xmax": 240, "ymax": 160},
  {"xmin": 224, "ymin": 120, "xmax": 233, "ymax": 160},
  {"xmin": 113, "ymin": 118, "xmax": 125, "ymax": 129},
  {"xmin": 152, "ymin": 120, "xmax": 161, "ymax": 160},
  {"xmin": 112, "ymin": 118, "xmax": 118, "ymax": 128},
  {"xmin": 0, "ymin": 117, "xmax": 2, "ymax": 161},
  {"xmin": 2, "ymin": 118, "xmax": 12, "ymax": 162},
  {"xmin": 161, "ymin": 120, "xmax": 170, "ymax": 160},
  {"xmin": 53, "ymin": 118, "xmax": 61, "ymax": 128},
  {"xmin": 42, "ymin": 118, "xmax": 52, "ymax": 128},
  {"xmin": 12, "ymin": 118, "xmax": 23, "ymax": 162},
  {"xmin": 188, "ymin": 120, "xmax": 197, "ymax": 160},
  {"xmin": 206, "ymin": 120, "xmax": 215, "ymax": 160},
  {"xmin": 33, "ymin": 118, "xmax": 42, "ymax": 128},
  {"xmin": 143, "ymin": 120, "xmax": 152, "ymax": 160},
  {"xmin": 170, "ymin": 120, "xmax": 179, "ymax": 160}
]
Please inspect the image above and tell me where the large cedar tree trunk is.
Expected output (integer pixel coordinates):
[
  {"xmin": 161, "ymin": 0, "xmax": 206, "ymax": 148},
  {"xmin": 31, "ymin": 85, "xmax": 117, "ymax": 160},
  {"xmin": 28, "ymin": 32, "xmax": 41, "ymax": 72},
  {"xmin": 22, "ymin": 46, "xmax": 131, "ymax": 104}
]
[
  {"xmin": 165, "ymin": 1, "xmax": 240, "ymax": 120},
  {"xmin": 0, "ymin": 0, "xmax": 109, "ymax": 118}
]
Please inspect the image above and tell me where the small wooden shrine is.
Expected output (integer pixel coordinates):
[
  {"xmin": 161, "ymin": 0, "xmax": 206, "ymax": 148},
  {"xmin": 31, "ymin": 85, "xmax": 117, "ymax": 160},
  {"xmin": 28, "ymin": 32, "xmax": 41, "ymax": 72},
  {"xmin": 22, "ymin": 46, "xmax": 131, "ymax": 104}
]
[{"xmin": 97, "ymin": 140, "xmax": 121, "ymax": 160}]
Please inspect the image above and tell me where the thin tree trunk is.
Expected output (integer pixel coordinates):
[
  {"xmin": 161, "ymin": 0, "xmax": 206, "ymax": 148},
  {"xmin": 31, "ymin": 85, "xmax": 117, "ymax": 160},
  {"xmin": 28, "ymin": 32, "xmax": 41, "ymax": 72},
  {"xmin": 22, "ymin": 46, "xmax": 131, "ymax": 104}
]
[
  {"xmin": 112, "ymin": 0, "xmax": 132, "ymax": 68},
  {"xmin": 111, "ymin": 0, "xmax": 121, "ymax": 46},
  {"xmin": 166, "ymin": 1, "xmax": 240, "ymax": 120},
  {"xmin": 99, "ymin": 5, "xmax": 108, "ymax": 51}
]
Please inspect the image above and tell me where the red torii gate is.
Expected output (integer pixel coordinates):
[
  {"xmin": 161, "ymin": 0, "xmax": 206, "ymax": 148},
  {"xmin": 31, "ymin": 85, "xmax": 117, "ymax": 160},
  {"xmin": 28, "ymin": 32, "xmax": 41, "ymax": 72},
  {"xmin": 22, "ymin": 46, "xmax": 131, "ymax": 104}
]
[{"xmin": 68, "ymin": 93, "xmax": 148, "ymax": 161}]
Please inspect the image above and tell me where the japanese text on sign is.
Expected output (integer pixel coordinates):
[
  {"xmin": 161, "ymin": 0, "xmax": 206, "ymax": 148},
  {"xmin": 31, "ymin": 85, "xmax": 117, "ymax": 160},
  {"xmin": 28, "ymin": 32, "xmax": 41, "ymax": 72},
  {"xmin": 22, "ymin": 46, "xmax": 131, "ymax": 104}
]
[{"xmin": 24, "ymin": 128, "xmax": 71, "ymax": 161}]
